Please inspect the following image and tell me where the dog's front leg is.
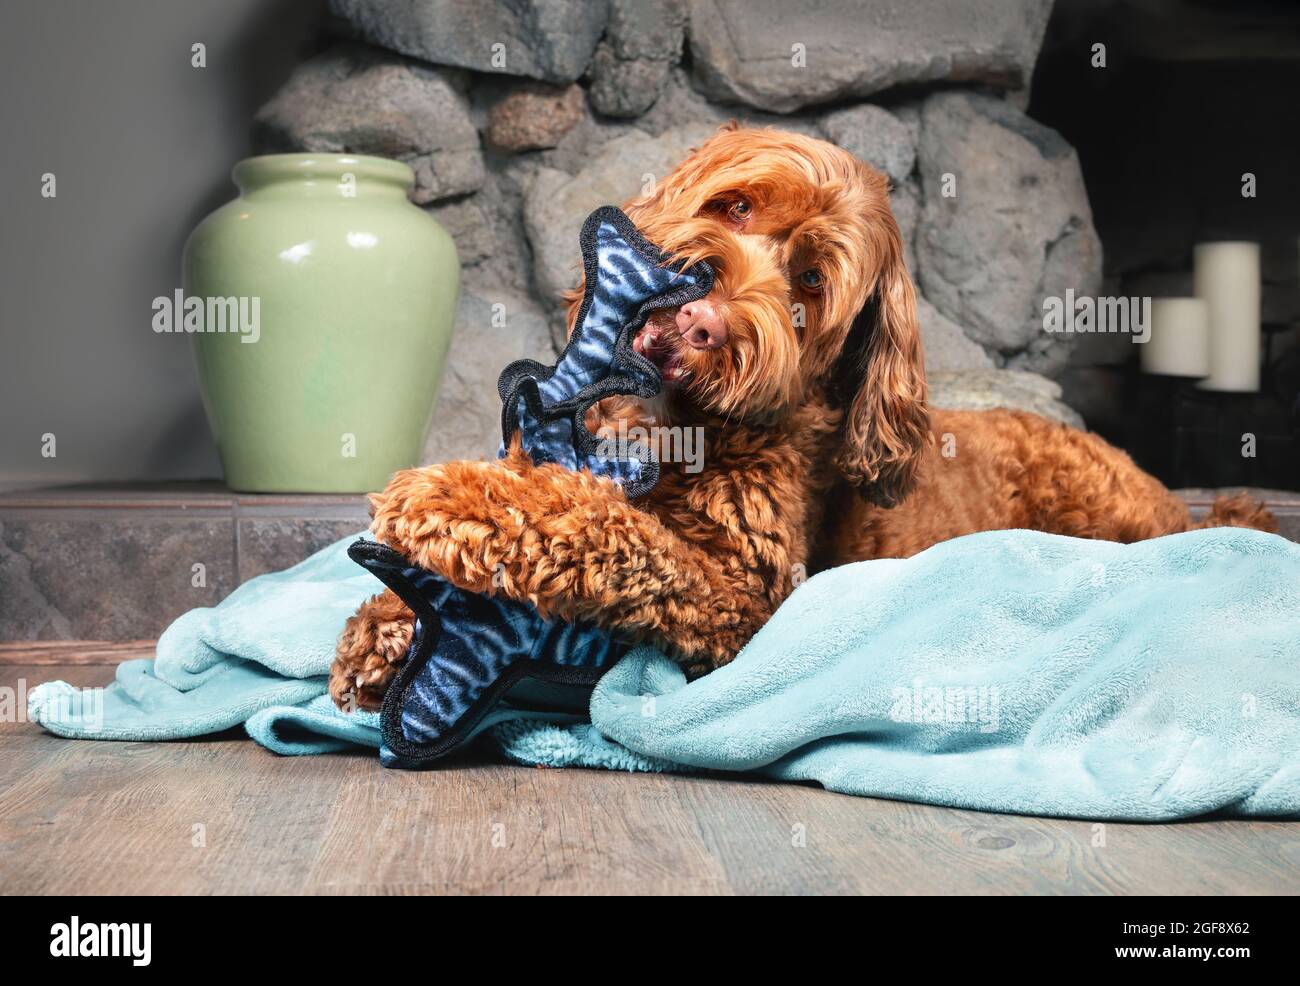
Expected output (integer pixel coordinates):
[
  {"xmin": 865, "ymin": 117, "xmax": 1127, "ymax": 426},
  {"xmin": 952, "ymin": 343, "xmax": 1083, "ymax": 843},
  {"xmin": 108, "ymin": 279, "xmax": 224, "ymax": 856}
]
[
  {"xmin": 329, "ymin": 587, "xmax": 414, "ymax": 710},
  {"xmin": 368, "ymin": 446, "xmax": 773, "ymax": 672}
]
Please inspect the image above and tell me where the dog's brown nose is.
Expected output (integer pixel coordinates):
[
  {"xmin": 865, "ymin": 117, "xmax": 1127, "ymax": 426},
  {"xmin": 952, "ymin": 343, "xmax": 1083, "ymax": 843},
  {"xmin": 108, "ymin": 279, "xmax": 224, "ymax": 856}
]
[{"xmin": 677, "ymin": 300, "xmax": 728, "ymax": 350}]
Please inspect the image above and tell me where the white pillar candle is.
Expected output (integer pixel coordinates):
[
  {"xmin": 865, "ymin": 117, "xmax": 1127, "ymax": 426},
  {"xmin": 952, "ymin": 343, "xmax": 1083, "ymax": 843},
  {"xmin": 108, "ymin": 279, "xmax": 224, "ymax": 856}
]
[
  {"xmin": 1194, "ymin": 241, "xmax": 1261, "ymax": 392},
  {"xmin": 1141, "ymin": 298, "xmax": 1210, "ymax": 376}
]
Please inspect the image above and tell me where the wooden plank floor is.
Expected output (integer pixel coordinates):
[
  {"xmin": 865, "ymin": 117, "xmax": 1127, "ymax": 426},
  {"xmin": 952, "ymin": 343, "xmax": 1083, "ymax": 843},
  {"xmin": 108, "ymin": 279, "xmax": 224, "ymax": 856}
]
[{"xmin": 2, "ymin": 662, "xmax": 1297, "ymax": 895}]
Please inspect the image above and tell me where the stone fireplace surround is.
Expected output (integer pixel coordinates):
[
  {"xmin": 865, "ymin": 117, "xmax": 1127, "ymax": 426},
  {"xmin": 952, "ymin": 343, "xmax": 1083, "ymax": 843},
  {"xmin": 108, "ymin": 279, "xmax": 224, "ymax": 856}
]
[
  {"xmin": 254, "ymin": 0, "xmax": 1098, "ymax": 470},
  {"xmin": 252, "ymin": 1, "xmax": 1298, "ymax": 486}
]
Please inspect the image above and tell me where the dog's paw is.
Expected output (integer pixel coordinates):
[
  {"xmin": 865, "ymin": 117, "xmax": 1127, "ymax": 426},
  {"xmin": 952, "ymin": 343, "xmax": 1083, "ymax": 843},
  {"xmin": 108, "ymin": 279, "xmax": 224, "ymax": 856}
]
[
  {"xmin": 328, "ymin": 592, "xmax": 415, "ymax": 711},
  {"xmin": 368, "ymin": 463, "xmax": 469, "ymax": 560},
  {"xmin": 367, "ymin": 458, "xmax": 536, "ymax": 580}
]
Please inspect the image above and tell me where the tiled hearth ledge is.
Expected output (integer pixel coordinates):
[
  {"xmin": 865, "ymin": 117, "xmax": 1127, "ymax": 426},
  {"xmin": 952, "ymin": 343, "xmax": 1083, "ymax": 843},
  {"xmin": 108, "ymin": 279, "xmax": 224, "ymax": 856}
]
[
  {"xmin": 0, "ymin": 484, "xmax": 369, "ymax": 643},
  {"xmin": 1, "ymin": 484, "xmax": 1297, "ymax": 647}
]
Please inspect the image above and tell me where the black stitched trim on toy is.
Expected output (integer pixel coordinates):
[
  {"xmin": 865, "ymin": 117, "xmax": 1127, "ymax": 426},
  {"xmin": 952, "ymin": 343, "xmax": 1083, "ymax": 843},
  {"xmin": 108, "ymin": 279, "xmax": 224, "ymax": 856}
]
[
  {"xmin": 350, "ymin": 540, "xmax": 608, "ymax": 768},
  {"xmin": 496, "ymin": 206, "xmax": 716, "ymax": 501}
]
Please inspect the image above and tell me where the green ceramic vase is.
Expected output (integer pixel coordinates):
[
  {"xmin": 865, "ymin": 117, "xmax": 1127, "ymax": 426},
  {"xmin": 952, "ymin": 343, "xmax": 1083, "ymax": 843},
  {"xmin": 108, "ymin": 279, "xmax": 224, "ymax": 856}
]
[{"xmin": 184, "ymin": 153, "xmax": 458, "ymax": 492}]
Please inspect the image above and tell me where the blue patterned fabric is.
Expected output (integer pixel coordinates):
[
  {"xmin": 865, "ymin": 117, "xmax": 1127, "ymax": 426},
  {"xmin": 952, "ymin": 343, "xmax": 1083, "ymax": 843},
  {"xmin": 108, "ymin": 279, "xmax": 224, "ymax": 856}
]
[
  {"xmin": 498, "ymin": 205, "xmax": 714, "ymax": 497},
  {"xmin": 348, "ymin": 545, "xmax": 628, "ymax": 767},
  {"xmin": 400, "ymin": 588, "xmax": 621, "ymax": 746},
  {"xmin": 371, "ymin": 207, "xmax": 711, "ymax": 766}
]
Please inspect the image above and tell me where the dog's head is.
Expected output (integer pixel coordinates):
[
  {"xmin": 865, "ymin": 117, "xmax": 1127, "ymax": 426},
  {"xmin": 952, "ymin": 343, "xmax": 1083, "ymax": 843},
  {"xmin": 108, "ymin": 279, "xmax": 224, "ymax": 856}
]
[{"xmin": 571, "ymin": 125, "xmax": 929, "ymax": 507}]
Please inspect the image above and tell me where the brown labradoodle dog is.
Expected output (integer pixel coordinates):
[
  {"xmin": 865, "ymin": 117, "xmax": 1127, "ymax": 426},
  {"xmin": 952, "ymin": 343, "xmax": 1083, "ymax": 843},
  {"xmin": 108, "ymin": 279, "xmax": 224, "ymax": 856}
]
[{"xmin": 330, "ymin": 125, "xmax": 1274, "ymax": 710}]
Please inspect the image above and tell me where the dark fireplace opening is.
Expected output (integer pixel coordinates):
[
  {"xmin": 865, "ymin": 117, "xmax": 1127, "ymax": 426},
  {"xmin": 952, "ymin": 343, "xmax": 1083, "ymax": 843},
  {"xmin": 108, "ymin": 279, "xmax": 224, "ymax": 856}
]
[{"xmin": 1029, "ymin": 0, "xmax": 1300, "ymax": 491}]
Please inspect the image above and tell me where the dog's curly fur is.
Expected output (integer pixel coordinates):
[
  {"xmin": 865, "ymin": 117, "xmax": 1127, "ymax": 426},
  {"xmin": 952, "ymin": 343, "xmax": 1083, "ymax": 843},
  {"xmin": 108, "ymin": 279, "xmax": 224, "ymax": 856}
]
[{"xmin": 329, "ymin": 125, "xmax": 1276, "ymax": 710}]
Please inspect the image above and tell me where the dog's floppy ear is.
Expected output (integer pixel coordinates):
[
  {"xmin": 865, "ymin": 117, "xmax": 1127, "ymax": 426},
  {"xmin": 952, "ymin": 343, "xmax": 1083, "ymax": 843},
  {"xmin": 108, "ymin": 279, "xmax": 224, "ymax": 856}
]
[
  {"xmin": 831, "ymin": 211, "xmax": 929, "ymax": 508},
  {"xmin": 562, "ymin": 283, "xmax": 584, "ymax": 337}
]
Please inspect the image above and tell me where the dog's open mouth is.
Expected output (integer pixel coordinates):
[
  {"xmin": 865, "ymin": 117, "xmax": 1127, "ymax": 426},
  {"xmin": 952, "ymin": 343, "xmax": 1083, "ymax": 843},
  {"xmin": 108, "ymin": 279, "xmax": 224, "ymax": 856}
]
[{"xmin": 634, "ymin": 316, "xmax": 691, "ymax": 385}]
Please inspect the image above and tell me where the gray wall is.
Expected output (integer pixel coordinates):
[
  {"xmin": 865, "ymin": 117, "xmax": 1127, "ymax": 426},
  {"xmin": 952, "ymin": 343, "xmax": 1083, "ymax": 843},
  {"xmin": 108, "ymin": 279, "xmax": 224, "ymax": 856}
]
[{"xmin": 0, "ymin": 0, "xmax": 321, "ymax": 490}]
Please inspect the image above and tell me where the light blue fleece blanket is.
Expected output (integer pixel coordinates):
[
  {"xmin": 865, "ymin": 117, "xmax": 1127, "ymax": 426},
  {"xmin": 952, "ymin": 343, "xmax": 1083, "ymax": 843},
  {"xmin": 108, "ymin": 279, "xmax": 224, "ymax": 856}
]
[
  {"xmin": 29, "ymin": 527, "xmax": 1300, "ymax": 819},
  {"xmin": 29, "ymin": 535, "xmax": 384, "ymax": 752}
]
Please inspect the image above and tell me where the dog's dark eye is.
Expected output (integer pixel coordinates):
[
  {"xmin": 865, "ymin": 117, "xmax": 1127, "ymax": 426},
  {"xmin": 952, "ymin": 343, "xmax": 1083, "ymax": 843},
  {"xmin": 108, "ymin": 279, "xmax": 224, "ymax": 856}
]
[
  {"xmin": 799, "ymin": 268, "xmax": 823, "ymax": 290},
  {"xmin": 728, "ymin": 199, "xmax": 752, "ymax": 221}
]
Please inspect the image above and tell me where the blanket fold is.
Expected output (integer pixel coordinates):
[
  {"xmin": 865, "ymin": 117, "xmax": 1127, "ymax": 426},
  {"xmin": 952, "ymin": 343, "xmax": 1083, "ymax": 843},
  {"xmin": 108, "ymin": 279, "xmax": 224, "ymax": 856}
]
[{"xmin": 28, "ymin": 526, "xmax": 1300, "ymax": 820}]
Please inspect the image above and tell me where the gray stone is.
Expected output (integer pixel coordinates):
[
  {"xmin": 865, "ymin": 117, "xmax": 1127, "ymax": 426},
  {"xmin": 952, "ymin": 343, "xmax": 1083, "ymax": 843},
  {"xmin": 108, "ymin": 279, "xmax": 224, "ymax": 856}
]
[
  {"xmin": 487, "ymin": 82, "xmax": 587, "ymax": 152},
  {"xmin": 422, "ymin": 289, "xmax": 556, "ymax": 464},
  {"xmin": 589, "ymin": 0, "xmax": 687, "ymax": 118},
  {"xmin": 892, "ymin": 101, "xmax": 924, "ymax": 150},
  {"xmin": 0, "ymin": 514, "xmax": 237, "ymax": 641},
  {"xmin": 470, "ymin": 162, "xmax": 542, "ymax": 296},
  {"xmin": 426, "ymin": 198, "xmax": 497, "ymax": 269},
  {"xmin": 237, "ymin": 517, "xmax": 368, "ymax": 582},
  {"xmin": 0, "ymin": 528, "xmax": 74, "ymax": 639},
  {"xmin": 820, "ymin": 103, "xmax": 916, "ymax": 183},
  {"xmin": 917, "ymin": 297, "xmax": 995, "ymax": 374},
  {"xmin": 927, "ymin": 369, "xmax": 1084, "ymax": 428},
  {"xmin": 540, "ymin": 66, "xmax": 793, "ymax": 178},
  {"xmin": 254, "ymin": 44, "xmax": 483, "ymax": 205},
  {"xmin": 427, "ymin": 161, "xmax": 538, "ymax": 298},
  {"xmin": 1003, "ymin": 87, "xmax": 1032, "ymax": 113},
  {"xmin": 890, "ymin": 178, "xmax": 920, "ymax": 276},
  {"xmin": 632, "ymin": 68, "xmax": 827, "ymax": 140},
  {"xmin": 328, "ymin": 0, "xmax": 609, "ymax": 84},
  {"xmin": 590, "ymin": 50, "xmax": 673, "ymax": 119},
  {"xmin": 522, "ymin": 122, "xmax": 718, "ymax": 344},
  {"xmin": 688, "ymin": 0, "xmax": 1054, "ymax": 113},
  {"xmin": 0, "ymin": 490, "xmax": 378, "ymax": 640},
  {"xmin": 634, "ymin": 69, "xmax": 733, "ymax": 134},
  {"xmin": 600, "ymin": 0, "xmax": 687, "ymax": 63},
  {"xmin": 539, "ymin": 112, "xmax": 637, "ymax": 176},
  {"xmin": 915, "ymin": 92, "xmax": 1103, "ymax": 376}
]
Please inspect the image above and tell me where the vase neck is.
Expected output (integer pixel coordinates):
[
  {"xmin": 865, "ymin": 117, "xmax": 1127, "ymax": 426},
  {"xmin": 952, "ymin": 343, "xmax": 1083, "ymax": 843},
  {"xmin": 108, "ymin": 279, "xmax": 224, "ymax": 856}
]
[{"xmin": 233, "ymin": 154, "xmax": 413, "ymax": 202}]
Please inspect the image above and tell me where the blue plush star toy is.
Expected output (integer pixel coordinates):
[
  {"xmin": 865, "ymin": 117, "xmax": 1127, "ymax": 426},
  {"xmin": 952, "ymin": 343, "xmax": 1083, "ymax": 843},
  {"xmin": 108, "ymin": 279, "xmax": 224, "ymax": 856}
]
[
  {"xmin": 499, "ymin": 205, "xmax": 713, "ymax": 495},
  {"xmin": 348, "ymin": 207, "xmax": 714, "ymax": 766}
]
